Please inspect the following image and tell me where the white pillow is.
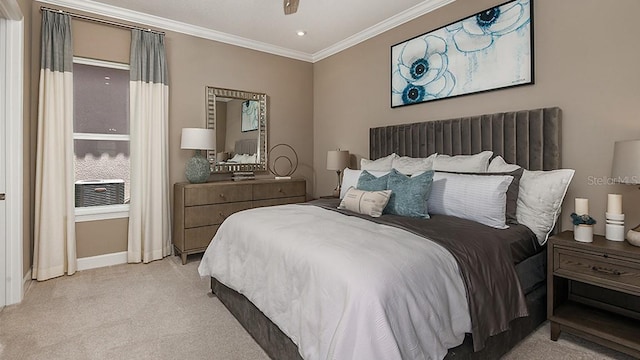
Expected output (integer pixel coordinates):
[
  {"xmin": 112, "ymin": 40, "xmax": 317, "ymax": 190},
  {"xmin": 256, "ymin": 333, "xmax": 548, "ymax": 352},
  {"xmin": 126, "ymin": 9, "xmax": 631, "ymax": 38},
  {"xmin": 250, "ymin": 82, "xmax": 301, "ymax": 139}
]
[
  {"xmin": 428, "ymin": 172, "xmax": 513, "ymax": 229},
  {"xmin": 433, "ymin": 151, "xmax": 493, "ymax": 173},
  {"xmin": 338, "ymin": 188, "xmax": 392, "ymax": 218},
  {"xmin": 340, "ymin": 168, "xmax": 389, "ymax": 199},
  {"xmin": 228, "ymin": 154, "xmax": 243, "ymax": 162},
  {"xmin": 391, "ymin": 154, "xmax": 437, "ymax": 175},
  {"xmin": 361, "ymin": 153, "xmax": 398, "ymax": 171},
  {"xmin": 516, "ymin": 169, "xmax": 574, "ymax": 245},
  {"xmin": 488, "ymin": 156, "xmax": 521, "ymax": 172}
]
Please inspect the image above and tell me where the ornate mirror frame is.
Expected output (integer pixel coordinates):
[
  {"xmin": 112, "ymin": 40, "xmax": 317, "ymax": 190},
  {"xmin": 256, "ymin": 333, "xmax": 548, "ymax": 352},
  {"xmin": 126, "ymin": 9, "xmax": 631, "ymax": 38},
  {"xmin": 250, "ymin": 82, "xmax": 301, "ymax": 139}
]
[{"xmin": 206, "ymin": 86, "xmax": 268, "ymax": 173}]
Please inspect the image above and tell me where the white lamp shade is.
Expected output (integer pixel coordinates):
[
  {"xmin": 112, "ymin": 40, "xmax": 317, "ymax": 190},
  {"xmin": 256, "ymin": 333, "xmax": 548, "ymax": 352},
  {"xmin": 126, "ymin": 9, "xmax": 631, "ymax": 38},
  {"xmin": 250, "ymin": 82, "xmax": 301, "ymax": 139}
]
[
  {"xmin": 181, "ymin": 128, "xmax": 215, "ymax": 150},
  {"xmin": 327, "ymin": 150, "xmax": 350, "ymax": 171},
  {"xmin": 612, "ymin": 139, "xmax": 640, "ymax": 184}
]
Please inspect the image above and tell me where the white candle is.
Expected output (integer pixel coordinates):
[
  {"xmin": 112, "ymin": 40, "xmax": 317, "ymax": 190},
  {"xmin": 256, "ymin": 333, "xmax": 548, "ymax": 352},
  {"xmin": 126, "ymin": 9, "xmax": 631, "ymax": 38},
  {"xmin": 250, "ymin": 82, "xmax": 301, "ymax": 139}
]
[
  {"xmin": 575, "ymin": 198, "xmax": 589, "ymax": 215},
  {"xmin": 607, "ymin": 194, "xmax": 622, "ymax": 214}
]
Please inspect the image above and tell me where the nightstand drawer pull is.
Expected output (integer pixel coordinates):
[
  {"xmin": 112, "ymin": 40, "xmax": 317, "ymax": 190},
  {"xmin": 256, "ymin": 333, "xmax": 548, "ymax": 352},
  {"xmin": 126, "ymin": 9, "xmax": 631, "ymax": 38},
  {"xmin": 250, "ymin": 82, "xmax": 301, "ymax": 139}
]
[{"xmin": 591, "ymin": 266, "xmax": 621, "ymax": 276}]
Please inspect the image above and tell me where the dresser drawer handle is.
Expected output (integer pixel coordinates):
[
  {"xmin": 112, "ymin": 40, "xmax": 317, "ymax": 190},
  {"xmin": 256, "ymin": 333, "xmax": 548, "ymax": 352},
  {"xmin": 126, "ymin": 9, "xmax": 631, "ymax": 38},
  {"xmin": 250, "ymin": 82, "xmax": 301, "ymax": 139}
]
[
  {"xmin": 219, "ymin": 193, "xmax": 225, "ymax": 198},
  {"xmin": 94, "ymin": 187, "xmax": 107, "ymax": 193},
  {"xmin": 278, "ymin": 188, "xmax": 283, "ymax": 193},
  {"xmin": 591, "ymin": 266, "xmax": 621, "ymax": 276}
]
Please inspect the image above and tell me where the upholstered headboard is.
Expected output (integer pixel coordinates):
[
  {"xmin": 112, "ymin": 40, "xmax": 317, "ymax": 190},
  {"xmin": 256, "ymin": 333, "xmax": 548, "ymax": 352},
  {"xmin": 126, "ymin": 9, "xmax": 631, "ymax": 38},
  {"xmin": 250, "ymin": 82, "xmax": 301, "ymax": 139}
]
[
  {"xmin": 235, "ymin": 138, "xmax": 258, "ymax": 155},
  {"xmin": 370, "ymin": 107, "xmax": 562, "ymax": 171}
]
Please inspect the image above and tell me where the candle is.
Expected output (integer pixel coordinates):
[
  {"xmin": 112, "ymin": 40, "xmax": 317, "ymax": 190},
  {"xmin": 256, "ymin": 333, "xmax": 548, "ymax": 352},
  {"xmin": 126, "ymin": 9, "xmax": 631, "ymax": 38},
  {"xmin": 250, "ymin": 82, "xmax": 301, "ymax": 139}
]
[
  {"xmin": 575, "ymin": 198, "xmax": 589, "ymax": 215},
  {"xmin": 607, "ymin": 194, "xmax": 622, "ymax": 214}
]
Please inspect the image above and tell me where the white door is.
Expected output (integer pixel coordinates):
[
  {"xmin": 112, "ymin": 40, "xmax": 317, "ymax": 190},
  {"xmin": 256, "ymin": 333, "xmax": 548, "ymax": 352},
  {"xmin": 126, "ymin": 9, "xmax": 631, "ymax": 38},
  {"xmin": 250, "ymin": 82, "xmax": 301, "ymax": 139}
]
[
  {"xmin": 0, "ymin": 0, "xmax": 24, "ymax": 307},
  {"xmin": 0, "ymin": 18, "xmax": 6, "ymax": 308}
]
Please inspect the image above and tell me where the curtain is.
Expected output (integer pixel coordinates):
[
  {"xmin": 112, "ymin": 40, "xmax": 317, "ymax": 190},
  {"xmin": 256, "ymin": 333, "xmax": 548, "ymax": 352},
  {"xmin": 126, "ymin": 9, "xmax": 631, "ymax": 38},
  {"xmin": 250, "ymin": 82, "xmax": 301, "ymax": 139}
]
[
  {"xmin": 127, "ymin": 30, "xmax": 171, "ymax": 263},
  {"xmin": 33, "ymin": 11, "xmax": 75, "ymax": 281}
]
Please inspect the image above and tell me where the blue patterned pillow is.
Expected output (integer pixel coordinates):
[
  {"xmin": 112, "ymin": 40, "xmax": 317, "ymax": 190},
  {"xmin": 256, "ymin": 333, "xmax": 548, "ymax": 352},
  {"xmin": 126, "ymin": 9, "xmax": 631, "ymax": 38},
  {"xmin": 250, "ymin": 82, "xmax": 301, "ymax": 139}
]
[
  {"xmin": 357, "ymin": 170, "xmax": 389, "ymax": 191},
  {"xmin": 385, "ymin": 169, "xmax": 434, "ymax": 218}
]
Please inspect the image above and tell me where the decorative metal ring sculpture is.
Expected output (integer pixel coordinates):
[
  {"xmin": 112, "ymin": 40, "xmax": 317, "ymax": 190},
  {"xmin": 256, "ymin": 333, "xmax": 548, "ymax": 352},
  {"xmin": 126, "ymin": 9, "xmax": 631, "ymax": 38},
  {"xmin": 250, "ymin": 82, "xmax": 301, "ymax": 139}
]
[{"xmin": 268, "ymin": 143, "xmax": 298, "ymax": 177}]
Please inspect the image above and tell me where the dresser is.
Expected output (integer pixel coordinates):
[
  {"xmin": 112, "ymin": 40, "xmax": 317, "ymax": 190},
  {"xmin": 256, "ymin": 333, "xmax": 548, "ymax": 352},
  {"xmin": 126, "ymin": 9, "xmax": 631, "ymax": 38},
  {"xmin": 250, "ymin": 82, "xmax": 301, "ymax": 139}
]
[
  {"xmin": 547, "ymin": 231, "xmax": 640, "ymax": 358},
  {"xmin": 173, "ymin": 178, "xmax": 306, "ymax": 264}
]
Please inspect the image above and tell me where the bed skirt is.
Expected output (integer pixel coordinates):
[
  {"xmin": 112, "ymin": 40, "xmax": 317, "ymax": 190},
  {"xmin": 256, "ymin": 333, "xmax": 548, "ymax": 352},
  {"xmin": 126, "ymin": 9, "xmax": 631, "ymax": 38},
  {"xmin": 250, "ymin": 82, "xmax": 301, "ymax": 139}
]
[{"xmin": 210, "ymin": 278, "xmax": 546, "ymax": 360}]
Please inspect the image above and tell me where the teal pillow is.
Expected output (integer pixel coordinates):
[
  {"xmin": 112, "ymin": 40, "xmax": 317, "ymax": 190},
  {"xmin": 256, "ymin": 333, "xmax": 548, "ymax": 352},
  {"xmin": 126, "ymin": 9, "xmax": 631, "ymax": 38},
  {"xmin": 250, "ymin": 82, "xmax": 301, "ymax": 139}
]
[
  {"xmin": 385, "ymin": 169, "xmax": 434, "ymax": 218},
  {"xmin": 357, "ymin": 170, "xmax": 389, "ymax": 191}
]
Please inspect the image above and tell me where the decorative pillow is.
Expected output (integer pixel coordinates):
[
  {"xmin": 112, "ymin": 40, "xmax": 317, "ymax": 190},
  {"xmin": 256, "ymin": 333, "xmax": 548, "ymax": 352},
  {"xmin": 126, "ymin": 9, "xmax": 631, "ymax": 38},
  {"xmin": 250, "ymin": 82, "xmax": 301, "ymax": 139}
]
[
  {"xmin": 428, "ymin": 172, "xmax": 514, "ymax": 229},
  {"xmin": 338, "ymin": 188, "xmax": 392, "ymax": 218},
  {"xmin": 357, "ymin": 170, "xmax": 390, "ymax": 192},
  {"xmin": 488, "ymin": 156, "xmax": 521, "ymax": 172},
  {"xmin": 391, "ymin": 153, "xmax": 437, "ymax": 175},
  {"xmin": 361, "ymin": 153, "xmax": 398, "ymax": 171},
  {"xmin": 439, "ymin": 168, "xmax": 524, "ymax": 224},
  {"xmin": 340, "ymin": 168, "xmax": 389, "ymax": 199},
  {"xmin": 385, "ymin": 169, "xmax": 434, "ymax": 218},
  {"xmin": 516, "ymin": 169, "xmax": 575, "ymax": 245},
  {"xmin": 433, "ymin": 151, "xmax": 493, "ymax": 173}
]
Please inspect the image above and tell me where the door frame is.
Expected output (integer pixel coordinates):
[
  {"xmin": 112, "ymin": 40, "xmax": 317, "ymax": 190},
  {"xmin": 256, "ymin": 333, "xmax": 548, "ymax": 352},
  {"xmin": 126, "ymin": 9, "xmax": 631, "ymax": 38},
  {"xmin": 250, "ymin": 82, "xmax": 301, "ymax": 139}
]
[{"xmin": 0, "ymin": 0, "xmax": 25, "ymax": 306}]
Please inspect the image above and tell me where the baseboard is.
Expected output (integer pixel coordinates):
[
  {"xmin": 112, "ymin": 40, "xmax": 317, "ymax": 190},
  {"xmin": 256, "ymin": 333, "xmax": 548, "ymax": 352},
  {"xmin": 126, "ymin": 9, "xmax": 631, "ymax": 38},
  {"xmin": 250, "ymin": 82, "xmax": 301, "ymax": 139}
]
[{"xmin": 77, "ymin": 251, "xmax": 128, "ymax": 271}]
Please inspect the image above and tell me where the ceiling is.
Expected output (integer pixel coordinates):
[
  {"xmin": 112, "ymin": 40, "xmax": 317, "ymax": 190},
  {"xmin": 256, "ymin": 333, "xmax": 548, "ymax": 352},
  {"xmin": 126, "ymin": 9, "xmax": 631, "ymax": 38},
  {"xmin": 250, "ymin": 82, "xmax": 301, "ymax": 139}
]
[{"xmin": 40, "ymin": 0, "xmax": 455, "ymax": 62}]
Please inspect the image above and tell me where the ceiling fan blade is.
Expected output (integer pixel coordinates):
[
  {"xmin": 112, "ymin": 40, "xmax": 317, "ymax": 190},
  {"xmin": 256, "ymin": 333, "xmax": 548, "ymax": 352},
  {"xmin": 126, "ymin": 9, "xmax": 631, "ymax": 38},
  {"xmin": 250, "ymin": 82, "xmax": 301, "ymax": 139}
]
[{"xmin": 283, "ymin": 0, "xmax": 299, "ymax": 15}]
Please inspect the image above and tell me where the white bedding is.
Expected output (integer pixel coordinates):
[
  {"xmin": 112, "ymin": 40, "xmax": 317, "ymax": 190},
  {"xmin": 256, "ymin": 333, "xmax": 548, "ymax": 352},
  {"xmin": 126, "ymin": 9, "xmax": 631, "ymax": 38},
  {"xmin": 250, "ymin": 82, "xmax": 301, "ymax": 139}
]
[{"xmin": 198, "ymin": 204, "xmax": 471, "ymax": 360}]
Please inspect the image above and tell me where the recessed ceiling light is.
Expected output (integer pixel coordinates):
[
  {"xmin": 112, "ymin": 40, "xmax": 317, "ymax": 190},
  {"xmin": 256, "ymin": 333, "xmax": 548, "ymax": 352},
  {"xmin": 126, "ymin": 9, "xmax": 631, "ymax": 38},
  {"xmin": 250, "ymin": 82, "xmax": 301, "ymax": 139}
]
[
  {"xmin": 104, "ymin": 76, "xmax": 111, "ymax": 80},
  {"xmin": 296, "ymin": 30, "xmax": 306, "ymax": 37}
]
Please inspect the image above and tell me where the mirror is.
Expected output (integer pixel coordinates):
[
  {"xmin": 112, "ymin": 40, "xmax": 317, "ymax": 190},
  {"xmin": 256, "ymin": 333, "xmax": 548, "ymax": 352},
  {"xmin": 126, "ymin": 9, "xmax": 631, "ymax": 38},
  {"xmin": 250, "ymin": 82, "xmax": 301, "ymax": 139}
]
[{"xmin": 206, "ymin": 86, "xmax": 267, "ymax": 173}]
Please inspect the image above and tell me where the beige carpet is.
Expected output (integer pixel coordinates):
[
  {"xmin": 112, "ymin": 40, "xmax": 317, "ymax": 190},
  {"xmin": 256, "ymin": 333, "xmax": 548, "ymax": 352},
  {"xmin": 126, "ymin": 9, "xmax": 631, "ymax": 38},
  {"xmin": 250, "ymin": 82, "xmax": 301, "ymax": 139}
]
[{"xmin": 0, "ymin": 255, "xmax": 632, "ymax": 360}]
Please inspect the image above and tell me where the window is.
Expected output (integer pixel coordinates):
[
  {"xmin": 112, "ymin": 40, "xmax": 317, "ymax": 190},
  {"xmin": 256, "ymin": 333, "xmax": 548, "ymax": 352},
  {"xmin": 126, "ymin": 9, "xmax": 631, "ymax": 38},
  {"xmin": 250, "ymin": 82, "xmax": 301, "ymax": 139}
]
[{"xmin": 73, "ymin": 57, "xmax": 130, "ymax": 221}]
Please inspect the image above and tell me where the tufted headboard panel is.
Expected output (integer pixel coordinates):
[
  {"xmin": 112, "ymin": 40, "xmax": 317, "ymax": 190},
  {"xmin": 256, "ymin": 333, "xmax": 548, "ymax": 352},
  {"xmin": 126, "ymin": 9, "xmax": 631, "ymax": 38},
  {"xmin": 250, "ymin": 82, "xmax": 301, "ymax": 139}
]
[{"xmin": 369, "ymin": 107, "xmax": 562, "ymax": 171}]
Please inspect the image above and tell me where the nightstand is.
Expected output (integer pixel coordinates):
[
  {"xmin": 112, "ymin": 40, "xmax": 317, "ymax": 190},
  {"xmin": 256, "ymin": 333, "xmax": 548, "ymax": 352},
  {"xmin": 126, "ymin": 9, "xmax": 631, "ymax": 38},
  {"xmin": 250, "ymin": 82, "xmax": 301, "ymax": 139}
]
[{"xmin": 547, "ymin": 231, "xmax": 640, "ymax": 358}]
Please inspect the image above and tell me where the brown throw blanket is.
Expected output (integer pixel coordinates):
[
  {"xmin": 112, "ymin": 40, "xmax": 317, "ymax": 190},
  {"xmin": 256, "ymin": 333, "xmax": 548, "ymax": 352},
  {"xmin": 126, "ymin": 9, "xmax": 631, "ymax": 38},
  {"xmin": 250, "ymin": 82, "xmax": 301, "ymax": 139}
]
[{"xmin": 308, "ymin": 199, "xmax": 532, "ymax": 352}]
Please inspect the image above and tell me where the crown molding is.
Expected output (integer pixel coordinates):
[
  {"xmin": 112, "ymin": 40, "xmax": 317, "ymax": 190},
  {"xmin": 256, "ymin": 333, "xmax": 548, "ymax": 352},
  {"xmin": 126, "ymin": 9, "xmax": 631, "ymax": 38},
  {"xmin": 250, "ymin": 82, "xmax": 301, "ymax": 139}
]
[
  {"xmin": 38, "ymin": 0, "xmax": 454, "ymax": 63},
  {"xmin": 311, "ymin": 0, "xmax": 455, "ymax": 62},
  {"xmin": 38, "ymin": 0, "xmax": 314, "ymax": 62}
]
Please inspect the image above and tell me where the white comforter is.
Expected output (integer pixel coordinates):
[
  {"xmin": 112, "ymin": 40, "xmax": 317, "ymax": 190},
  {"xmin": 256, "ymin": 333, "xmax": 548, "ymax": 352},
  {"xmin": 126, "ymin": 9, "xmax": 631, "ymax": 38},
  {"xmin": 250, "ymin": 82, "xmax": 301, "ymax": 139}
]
[{"xmin": 198, "ymin": 204, "xmax": 470, "ymax": 360}]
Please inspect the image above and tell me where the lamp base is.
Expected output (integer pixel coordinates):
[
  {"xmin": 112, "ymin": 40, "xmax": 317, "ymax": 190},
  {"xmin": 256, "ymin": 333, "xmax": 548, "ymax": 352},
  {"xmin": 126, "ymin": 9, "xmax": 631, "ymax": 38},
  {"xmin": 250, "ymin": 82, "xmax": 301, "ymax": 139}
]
[{"xmin": 185, "ymin": 150, "xmax": 211, "ymax": 183}]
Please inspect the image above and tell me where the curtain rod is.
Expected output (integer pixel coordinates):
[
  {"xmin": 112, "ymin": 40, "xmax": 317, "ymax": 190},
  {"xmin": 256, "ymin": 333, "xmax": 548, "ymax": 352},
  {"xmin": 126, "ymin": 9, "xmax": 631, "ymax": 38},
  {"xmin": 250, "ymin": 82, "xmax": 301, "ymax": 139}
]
[{"xmin": 40, "ymin": 6, "xmax": 165, "ymax": 35}]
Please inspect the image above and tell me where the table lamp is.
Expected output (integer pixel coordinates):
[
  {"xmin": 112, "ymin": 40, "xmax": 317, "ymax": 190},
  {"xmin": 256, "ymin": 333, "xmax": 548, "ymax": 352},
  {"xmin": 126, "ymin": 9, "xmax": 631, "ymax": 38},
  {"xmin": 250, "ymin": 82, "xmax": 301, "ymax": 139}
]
[
  {"xmin": 611, "ymin": 139, "xmax": 640, "ymax": 246},
  {"xmin": 327, "ymin": 150, "xmax": 350, "ymax": 197},
  {"xmin": 181, "ymin": 128, "xmax": 215, "ymax": 183}
]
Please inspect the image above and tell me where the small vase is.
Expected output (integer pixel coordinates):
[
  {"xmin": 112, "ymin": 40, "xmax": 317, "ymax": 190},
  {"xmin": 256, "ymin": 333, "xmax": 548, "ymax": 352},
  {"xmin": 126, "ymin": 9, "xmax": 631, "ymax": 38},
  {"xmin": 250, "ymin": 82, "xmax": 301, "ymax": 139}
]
[{"xmin": 574, "ymin": 224, "xmax": 593, "ymax": 243}]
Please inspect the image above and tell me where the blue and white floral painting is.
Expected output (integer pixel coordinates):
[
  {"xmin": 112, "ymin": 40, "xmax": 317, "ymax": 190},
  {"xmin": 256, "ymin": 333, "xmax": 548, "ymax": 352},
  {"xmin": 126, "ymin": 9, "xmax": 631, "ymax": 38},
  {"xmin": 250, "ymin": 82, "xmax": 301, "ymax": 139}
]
[
  {"xmin": 391, "ymin": 0, "xmax": 532, "ymax": 107},
  {"xmin": 241, "ymin": 100, "xmax": 259, "ymax": 132}
]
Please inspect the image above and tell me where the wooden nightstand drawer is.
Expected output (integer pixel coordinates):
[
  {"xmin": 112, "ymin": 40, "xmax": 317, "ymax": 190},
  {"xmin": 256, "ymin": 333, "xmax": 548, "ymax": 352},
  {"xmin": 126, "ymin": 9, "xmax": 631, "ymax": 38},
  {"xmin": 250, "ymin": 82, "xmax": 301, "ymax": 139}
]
[
  {"xmin": 252, "ymin": 181, "xmax": 305, "ymax": 200},
  {"xmin": 185, "ymin": 184, "xmax": 252, "ymax": 205},
  {"xmin": 184, "ymin": 201, "xmax": 253, "ymax": 228},
  {"xmin": 554, "ymin": 248, "xmax": 640, "ymax": 295}
]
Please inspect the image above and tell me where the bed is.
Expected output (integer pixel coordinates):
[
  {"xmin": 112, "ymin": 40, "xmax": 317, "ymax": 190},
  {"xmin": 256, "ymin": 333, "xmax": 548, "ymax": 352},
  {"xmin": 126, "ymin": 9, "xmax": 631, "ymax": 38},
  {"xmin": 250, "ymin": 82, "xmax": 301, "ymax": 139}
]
[{"xmin": 199, "ymin": 107, "xmax": 565, "ymax": 359}]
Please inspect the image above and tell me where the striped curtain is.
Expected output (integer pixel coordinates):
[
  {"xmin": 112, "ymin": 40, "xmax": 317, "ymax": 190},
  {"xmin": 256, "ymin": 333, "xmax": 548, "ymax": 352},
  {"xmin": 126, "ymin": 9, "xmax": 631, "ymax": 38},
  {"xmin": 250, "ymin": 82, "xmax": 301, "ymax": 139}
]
[
  {"xmin": 33, "ymin": 11, "xmax": 76, "ymax": 280},
  {"xmin": 127, "ymin": 30, "xmax": 171, "ymax": 263}
]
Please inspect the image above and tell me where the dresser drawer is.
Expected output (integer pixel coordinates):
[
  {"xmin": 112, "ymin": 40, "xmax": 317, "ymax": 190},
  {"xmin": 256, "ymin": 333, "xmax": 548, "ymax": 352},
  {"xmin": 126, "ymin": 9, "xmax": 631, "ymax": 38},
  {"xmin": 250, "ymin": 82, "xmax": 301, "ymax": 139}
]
[
  {"xmin": 184, "ymin": 225, "xmax": 219, "ymax": 250},
  {"xmin": 554, "ymin": 247, "xmax": 640, "ymax": 295},
  {"xmin": 253, "ymin": 196, "xmax": 307, "ymax": 208},
  {"xmin": 184, "ymin": 183, "xmax": 252, "ymax": 206},
  {"xmin": 253, "ymin": 181, "xmax": 305, "ymax": 200},
  {"xmin": 184, "ymin": 201, "xmax": 253, "ymax": 228}
]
